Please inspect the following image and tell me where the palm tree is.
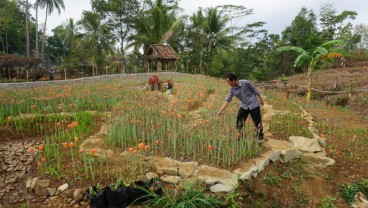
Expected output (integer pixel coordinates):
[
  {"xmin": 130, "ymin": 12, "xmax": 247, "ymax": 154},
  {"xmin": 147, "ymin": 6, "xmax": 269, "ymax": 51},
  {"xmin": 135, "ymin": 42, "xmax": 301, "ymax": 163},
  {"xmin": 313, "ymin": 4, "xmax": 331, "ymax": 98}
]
[
  {"xmin": 78, "ymin": 11, "xmax": 114, "ymax": 75},
  {"xmin": 39, "ymin": 0, "xmax": 65, "ymax": 64},
  {"xmin": 129, "ymin": 0, "xmax": 185, "ymax": 51},
  {"xmin": 25, "ymin": 0, "xmax": 30, "ymax": 57},
  {"xmin": 34, "ymin": 0, "xmax": 40, "ymax": 58},
  {"xmin": 188, "ymin": 7, "xmax": 235, "ymax": 74},
  {"xmin": 277, "ymin": 40, "xmax": 349, "ymax": 100},
  {"xmin": 62, "ymin": 18, "xmax": 79, "ymax": 52},
  {"xmin": 204, "ymin": 7, "xmax": 234, "ymax": 52}
]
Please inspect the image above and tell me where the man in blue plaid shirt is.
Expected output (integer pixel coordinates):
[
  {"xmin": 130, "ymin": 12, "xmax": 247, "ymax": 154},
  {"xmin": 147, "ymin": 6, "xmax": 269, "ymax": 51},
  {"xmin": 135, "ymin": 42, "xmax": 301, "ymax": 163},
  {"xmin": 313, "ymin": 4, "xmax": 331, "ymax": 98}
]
[{"xmin": 217, "ymin": 73, "xmax": 265, "ymax": 143}]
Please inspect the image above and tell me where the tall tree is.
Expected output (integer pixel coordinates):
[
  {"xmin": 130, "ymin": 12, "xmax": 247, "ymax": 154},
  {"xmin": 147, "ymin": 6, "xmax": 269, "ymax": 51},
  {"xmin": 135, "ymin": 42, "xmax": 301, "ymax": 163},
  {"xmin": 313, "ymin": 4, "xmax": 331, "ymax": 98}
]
[
  {"xmin": 62, "ymin": 18, "xmax": 79, "ymax": 52},
  {"xmin": 78, "ymin": 11, "xmax": 114, "ymax": 75},
  {"xmin": 0, "ymin": 0, "xmax": 24, "ymax": 54},
  {"xmin": 277, "ymin": 40, "xmax": 349, "ymax": 100},
  {"xmin": 91, "ymin": 0, "xmax": 140, "ymax": 73},
  {"xmin": 34, "ymin": 0, "xmax": 40, "ymax": 58},
  {"xmin": 38, "ymin": 0, "xmax": 65, "ymax": 64},
  {"xmin": 319, "ymin": 3, "xmax": 357, "ymax": 41},
  {"xmin": 281, "ymin": 7, "xmax": 322, "ymax": 51},
  {"xmin": 129, "ymin": 0, "xmax": 185, "ymax": 51},
  {"xmin": 354, "ymin": 24, "xmax": 368, "ymax": 49},
  {"xmin": 25, "ymin": 0, "xmax": 30, "ymax": 57}
]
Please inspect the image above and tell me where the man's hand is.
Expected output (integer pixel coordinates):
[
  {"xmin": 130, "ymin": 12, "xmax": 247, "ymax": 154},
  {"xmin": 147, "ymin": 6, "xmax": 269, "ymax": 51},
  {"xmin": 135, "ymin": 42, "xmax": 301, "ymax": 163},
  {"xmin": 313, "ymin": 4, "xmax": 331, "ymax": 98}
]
[
  {"xmin": 258, "ymin": 95, "xmax": 265, "ymax": 106},
  {"xmin": 218, "ymin": 101, "xmax": 229, "ymax": 117},
  {"xmin": 260, "ymin": 99, "xmax": 265, "ymax": 106}
]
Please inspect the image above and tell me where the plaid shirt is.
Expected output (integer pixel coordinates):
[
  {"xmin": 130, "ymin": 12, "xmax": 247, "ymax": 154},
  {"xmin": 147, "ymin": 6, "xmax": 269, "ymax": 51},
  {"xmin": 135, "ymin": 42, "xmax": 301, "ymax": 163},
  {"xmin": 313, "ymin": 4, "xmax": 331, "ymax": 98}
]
[{"xmin": 225, "ymin": 80, "xmax": 260, "ymax": 110}]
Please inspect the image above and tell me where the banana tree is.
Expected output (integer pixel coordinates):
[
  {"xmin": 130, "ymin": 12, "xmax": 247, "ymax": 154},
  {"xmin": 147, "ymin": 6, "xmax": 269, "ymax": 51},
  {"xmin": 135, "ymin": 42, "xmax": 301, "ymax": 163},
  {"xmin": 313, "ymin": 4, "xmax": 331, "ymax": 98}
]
[{"xmin": 277, "ymin": 40, "xmax": 349, "ymax": 100}]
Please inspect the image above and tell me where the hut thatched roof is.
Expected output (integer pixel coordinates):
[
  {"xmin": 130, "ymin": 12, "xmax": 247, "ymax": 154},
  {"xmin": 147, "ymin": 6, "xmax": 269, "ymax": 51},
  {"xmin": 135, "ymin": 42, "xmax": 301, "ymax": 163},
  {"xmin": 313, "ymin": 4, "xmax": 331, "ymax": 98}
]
[{"xmin": 143, "ymin": 45, "xmax": 180, "ymax": 61}]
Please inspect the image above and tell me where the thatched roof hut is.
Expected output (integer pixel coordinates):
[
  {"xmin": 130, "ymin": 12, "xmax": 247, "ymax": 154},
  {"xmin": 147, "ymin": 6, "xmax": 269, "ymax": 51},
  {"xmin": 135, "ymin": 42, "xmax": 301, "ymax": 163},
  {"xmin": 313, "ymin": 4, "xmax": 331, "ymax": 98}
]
[{"xmin": 143, "ymin": 45, "xmax": 180, "ymax": 72}]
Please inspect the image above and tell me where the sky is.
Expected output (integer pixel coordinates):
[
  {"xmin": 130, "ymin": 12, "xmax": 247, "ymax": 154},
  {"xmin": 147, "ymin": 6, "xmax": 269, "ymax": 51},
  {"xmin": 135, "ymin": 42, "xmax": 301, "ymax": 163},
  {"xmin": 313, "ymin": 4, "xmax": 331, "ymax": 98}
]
[{"xmin": 30, "ymin": 0, "xmax": 368, "ymax": 35}]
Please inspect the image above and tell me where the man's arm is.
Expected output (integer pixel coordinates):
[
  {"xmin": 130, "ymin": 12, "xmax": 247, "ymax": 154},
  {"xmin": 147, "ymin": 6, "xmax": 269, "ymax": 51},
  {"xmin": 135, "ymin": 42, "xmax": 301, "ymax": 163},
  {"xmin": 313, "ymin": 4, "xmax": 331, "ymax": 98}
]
[
  {"xmin": 217, "ymin": 101, "xmax": 230, "ymax": 116},
  {"xmin": 218, "ymin": 90, "xmax": 233, "ymax": 116},
  {"xmin": 257, "ymin": 94, "xmax": 264, "ymax": 106}
]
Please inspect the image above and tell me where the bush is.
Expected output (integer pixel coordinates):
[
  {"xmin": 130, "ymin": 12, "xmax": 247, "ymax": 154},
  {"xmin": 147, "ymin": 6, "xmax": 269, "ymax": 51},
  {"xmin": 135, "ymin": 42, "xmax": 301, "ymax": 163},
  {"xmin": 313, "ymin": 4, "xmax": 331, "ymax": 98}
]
[
  {"xmin": 143, "ymin": 181, "xmax": 222, "ymax": 208},
  {"xmin": 340, "ymin": 179, "xmax": 368, "ymax": 205}
]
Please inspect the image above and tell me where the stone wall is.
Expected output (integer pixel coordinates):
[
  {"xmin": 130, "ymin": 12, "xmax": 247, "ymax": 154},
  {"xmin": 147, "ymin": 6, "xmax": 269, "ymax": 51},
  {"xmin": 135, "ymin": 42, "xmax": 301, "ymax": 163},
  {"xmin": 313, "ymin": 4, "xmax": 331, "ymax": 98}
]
[{"xmin": 0, "ymin": 72, "xmax": 187, "ymax": 91}]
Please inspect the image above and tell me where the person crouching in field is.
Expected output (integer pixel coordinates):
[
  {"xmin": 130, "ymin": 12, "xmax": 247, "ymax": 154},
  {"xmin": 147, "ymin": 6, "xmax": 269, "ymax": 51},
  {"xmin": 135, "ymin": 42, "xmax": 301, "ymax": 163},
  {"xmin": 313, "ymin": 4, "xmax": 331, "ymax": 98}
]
[{"xmin": 217, "ymin": 73, "xmax": 265, "ymax": 143}]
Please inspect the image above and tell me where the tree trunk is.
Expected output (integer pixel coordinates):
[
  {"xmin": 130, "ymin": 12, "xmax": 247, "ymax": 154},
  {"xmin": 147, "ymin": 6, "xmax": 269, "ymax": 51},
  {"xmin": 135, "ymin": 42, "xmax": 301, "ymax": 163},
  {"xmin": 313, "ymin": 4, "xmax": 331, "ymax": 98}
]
[
  {"xmin": 41, "ymin": 6, "xmax": 49, "ymax": 65},
  {"xmin": 35, "ymin": 1, "xmax": 39, "ymax": 58},
  {"xmin": 25, "ymin": 0, "xmax": 30, "ymax": 57},
  {"xmin": 5, "ymin": 30, "xmax": 8, "ymax": 53},
  {"xmin": 307, "ymin": 67, "xmax": 312, "ymax": 101}
]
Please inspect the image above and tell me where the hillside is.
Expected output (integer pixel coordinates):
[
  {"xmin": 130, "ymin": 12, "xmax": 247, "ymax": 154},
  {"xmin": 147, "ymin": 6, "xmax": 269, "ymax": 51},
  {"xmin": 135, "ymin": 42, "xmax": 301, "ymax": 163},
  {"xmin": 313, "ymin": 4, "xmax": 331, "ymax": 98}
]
[{"xmin": 279, "ymin": 66, "xmax": 368, "ymax": 117}]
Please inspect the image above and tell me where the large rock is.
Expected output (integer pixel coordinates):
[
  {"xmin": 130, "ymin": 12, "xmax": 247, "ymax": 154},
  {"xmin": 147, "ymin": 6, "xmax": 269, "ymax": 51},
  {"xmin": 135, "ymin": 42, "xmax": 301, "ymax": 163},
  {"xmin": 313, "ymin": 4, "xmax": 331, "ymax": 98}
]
[
  {"xmin": 35, "ymin": 180, "xmax": 50, "ymax": 196},
  {"xmin": 265, "ymin": 139, "xmax": 302, "ymax": 163},
  {"xmin": 261, "ymin": 150, "xmax": 281, "ymax": 162},
  {"xmin": 160, "ymin": 176, "xmax": 181, "ymax": 184},
  {"xmin": 352, "ymin": 192, "xmax": 368, "ymax": 208},
  {"xmin": 289, "ymin": 136, "xmax": 322, "ymax": 153},
  {"xmin": 196, "ymin": 165, "xmax": 238, "ymax": 187},
  {"xmin": 154, "ymin": 157, "xmax": 179, "ymax": 176},
  {"xmin": 210, "ymin": 184, "xmax": 235, "ymax": 194},
  {"xmin": 234, "ymin": 161, "xmax": 258, "ymax": 180},
  {"xmin": 279, "ymin": 149, "xmax": 303, "ymax": 163},
  {"xmin": 178, "ymin": 162, "xmax": 198, "ymax": 178},
  {"xmin": 301, "ymin": 152, "xmax": 336, "ymax": 168},
  {"xmin": 253, "ymin": 156, "xmax": 270, "ymax": 172}
]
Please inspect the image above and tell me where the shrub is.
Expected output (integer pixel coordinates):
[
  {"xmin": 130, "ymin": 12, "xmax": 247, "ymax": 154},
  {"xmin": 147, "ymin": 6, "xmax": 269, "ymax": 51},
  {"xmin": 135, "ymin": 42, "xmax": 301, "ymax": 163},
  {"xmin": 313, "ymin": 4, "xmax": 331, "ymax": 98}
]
[{"xmin": 143, "ymin": 181, "xmax": 222, "ymax": 208}]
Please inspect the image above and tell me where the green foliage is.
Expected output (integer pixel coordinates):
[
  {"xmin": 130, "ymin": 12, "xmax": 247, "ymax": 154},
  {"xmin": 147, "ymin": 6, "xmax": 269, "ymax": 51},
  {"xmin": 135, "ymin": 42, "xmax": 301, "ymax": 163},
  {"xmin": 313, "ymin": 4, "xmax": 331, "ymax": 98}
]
[
  {"xmin": 0, "ymin": 0, "xmax": 30, "ymax": 54},
  {"xmin": 143, "ymin": 181, "xmax": 222, "ymax": 208},
  {"xmin": 89, "ymin": 183, "xmax": 103, "ymax": 196},
  {"xmin": 263, "ymin": 174, "xmax": 281, "ymax": 186},
  {"xmin": 340, "ymin": 179, "xmax": 368, "ymax": 205},
  {"xmin": 224, "ymin": 183, "xmax": 243, "ymax": 208},
  {"xmin": 321, "ymin": 195, "xmax": 337, "ymax": 208},
  {"xmin": 281, "ymin": 8, "xmax": 322, "ymax": 52},
  {"xmin": 110, "ymin": 178, "xmax": 123, "ymax": 191}
]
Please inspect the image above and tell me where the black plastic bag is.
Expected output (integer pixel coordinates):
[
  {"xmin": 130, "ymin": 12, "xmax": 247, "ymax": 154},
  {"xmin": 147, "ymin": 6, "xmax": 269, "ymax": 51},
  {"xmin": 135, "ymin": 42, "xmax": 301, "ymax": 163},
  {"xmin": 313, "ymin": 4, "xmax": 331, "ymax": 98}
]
[
  {"xmin": 86, "ymin": 186, "xmax": 108, "ymax": 208},
  {"xmin": 106, "ymin": 185, "xmax": 127, "ymax": 208},
  {"xmin": 125, "ymin": 179, "xmax": 162, "ymax": 205}
]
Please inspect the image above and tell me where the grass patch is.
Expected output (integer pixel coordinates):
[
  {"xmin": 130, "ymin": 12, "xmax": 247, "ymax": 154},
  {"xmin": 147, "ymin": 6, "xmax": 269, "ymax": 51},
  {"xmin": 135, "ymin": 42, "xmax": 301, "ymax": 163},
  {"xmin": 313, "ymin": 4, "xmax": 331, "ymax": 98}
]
[
  {"xmin": 143, "ymin": 180, "xmax": 223, "ymax": 208},
  {"xmin": 270, "ymin": 113, "xmax": 312, "ymax": 140},
  {"xmin": 340, "ymin": 179, "xmax": 368, "ymax": 205},
  {"xmin": 263, "ymin": 174, "xmax": 282, "ymax": 186}
]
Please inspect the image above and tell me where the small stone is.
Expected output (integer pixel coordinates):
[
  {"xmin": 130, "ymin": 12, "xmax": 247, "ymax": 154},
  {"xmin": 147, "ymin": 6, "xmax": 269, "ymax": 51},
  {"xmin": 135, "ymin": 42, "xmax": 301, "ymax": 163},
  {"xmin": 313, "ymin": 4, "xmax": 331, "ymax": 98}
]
[
  {"xmin": 62, "ymin": 189, "xmax": 75, "ymax": 198},
  {"xmin": 35, "ymin": 180, "xmax": 50, "ymax": 196},
  {"xmin": 156, "ymin": 169, "xmax": 164, "ymax": 176},
  {"xmin": 210, "ymin": 184, "xmax": 235, "ymax": 193},
  {"xmin": 146, "ymin": 172, "xmax": 159, "ymax": 181},
  {"xmin": 30, "ymin": 177, "xmax": 39, "ymax": 190},
  {"xmin": 73, "ymin": 188, "xmax": 84, "ymax": 201},
  {"xmin": 57, "ymin": 183, "xmax": 69, "ymax": 192},
  {"xmin": 47, "ymin": 188, "xmax": 57, "ymax": 196},
  {"xmin": 160, "ymin": 176, "xmax": 181, "ymax": 184}
]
